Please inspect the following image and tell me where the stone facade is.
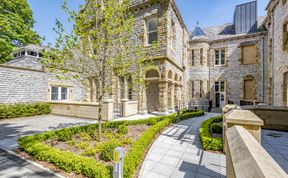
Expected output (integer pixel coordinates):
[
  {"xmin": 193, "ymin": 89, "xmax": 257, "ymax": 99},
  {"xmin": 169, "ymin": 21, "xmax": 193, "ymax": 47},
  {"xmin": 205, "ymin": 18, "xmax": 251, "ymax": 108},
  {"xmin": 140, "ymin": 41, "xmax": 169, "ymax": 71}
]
[
  {"xmin": 0, "ymin": 50, "xmax": 85, "ymax": 104},
  {"xmin": 266, "ymin": 0, "xmax": 288, "ymax": 106},
  {"xmin": 2, "ymin": 0, "xmax": 287, "ymax": 114}
]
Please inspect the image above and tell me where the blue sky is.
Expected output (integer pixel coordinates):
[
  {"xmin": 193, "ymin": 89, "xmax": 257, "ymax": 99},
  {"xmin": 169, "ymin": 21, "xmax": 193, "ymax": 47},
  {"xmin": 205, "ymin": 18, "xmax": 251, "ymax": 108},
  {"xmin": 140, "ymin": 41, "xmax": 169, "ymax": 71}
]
[{"xmin": 27, "ymin": 0, "xmax": 269, "ymax": 46}]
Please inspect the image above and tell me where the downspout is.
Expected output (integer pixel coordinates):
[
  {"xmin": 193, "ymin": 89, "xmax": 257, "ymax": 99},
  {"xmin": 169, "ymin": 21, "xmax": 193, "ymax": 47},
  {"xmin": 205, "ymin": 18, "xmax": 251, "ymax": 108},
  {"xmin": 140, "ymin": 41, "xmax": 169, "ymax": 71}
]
[
  {"xmin": 262, "ymin": 35, "xmax": 265, "ymax": 103},
  {"xmin": 272, "ymin": 10, "xmax": 275, "ymax": 106}
]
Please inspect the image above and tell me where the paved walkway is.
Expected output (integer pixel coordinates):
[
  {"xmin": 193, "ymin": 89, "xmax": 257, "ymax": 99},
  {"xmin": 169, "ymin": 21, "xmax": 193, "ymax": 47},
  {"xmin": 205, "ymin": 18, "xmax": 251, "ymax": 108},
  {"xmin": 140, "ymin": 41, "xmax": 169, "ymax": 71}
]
[
  {"xmin": 0, "ymin": 148, "xmax": 62, "ymax": 178},
  {"xmin": 139, "ymin": 113, "xmax": 226, "ymax": 178},
  {"xmin": 262, "ymin": 129, "xmax": 288, "ymax": 173},
  {"xmin": 0, "ymin": 114, "xmax": 97, "ymax": 150}
]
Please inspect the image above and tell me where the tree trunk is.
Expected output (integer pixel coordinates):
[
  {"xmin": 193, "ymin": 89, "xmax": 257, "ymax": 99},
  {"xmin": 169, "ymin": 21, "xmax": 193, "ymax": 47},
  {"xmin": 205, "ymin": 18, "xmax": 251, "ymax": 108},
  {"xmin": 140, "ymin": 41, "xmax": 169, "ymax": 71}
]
[{"xmin": 98, "ymin": 102, "xmax": 102, "ymax": 141}]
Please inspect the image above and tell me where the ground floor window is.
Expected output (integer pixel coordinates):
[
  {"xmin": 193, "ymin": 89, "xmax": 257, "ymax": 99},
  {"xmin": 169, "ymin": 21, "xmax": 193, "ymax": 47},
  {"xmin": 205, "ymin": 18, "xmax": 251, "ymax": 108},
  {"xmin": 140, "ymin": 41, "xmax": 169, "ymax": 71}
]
[
  {"xmin": 51, "ymin": 86, "xmax": 69, "ymax": 101},
  {"xmin": 244, "ymin": 79, "xmax": 254, "ymax": 100},
  {"xmin": 215, "ymin": 81, "xmax": 225, "ymax": 108}
]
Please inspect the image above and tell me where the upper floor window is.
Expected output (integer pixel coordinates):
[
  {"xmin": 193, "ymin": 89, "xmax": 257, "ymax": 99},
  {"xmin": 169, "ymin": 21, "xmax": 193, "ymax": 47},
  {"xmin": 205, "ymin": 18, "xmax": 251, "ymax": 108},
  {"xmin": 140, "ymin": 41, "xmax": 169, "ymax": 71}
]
[
  {"xmin": 200, "ymin": 48, "xmax": 203, "ymax": 65},
  {"xmin": 283, "ymin": 21, "xmax": 288, "ymax": 51},
  {"xmin": 191, "ymin": 81, "xmax": 194, "ymax": 98},
  {"xmin": 51, "ymin": 86, "xmax": 69, "ymax": 101},
  {"xmin": 191, "ymin": 50, "xmax": 195, "ymax": 66},
  {"xmin": 199, "ymin": 81, "xmax": 203, "ymax": 98},
  {"xmin": 242, "ymin": 45, "xmax": 257, "ymax": 64},
  {"xmin": 146, "ymin": 17, "xmax": 158, "ymax": 45},
  {"xmin": 215, "ymin": 49, "xmax": 225, "ymax": 66},
  {"xmin": 171, "ymin": 20, "xmax": 176, "ymax": 50}
]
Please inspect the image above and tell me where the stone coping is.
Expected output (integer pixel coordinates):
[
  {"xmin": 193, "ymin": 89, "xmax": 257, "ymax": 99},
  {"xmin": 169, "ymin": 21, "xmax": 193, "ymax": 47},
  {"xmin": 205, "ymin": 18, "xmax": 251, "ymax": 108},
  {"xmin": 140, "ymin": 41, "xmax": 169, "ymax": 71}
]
[
  {"xmin": 225, "ymin": 109, "xmax": 263, "ymax": 126},
  {"xmin": 227, "ymin": 126, "xmax": 287, "ymax": 178},
  {"xmin": 243, "ymin": 105, "xmax": 288, "ymax": 112},
  {"xmin": 0, "ymin": 64, "xmax": 45, "ymax": 73},
  {"xmin": 222, "ymin": 104, "xmax": 242, "ymax": 113},
  {"xmin": 49, "ymin": 101, "xmax": 100, "ymax": 106}
]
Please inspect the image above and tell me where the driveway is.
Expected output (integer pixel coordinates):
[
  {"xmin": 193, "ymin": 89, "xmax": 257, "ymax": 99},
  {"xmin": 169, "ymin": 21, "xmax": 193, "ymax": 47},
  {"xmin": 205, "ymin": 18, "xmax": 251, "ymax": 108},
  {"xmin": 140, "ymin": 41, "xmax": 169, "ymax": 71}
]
[
  {"xmin": 139, "ymin": 113, "xmax": 226, "ymax": 178},
  {"xmin": 0, "ymin": 114, "xmax": 96, "ymax": 150}
]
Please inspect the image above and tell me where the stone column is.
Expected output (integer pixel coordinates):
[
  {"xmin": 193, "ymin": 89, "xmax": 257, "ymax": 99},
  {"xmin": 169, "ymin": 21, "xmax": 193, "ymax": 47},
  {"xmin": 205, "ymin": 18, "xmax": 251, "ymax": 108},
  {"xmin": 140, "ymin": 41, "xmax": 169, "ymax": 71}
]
[
  {"xmin": 123, "ymin": 77, "xmax": 128, "ymax": 100},
  {"xmin": 139, "ymin": 85, "xmax": 148, "ymax": 114},
  {"xmin": 158, "ymin": 81, "xmax": 168, "ymax": 113},
  {"xmin": 168, "ymin": 83, "xmax": 175, "ymax": 112},
  {"xmin": 175, "ymin": 83, "xmax": 180, "ymax": 105}
]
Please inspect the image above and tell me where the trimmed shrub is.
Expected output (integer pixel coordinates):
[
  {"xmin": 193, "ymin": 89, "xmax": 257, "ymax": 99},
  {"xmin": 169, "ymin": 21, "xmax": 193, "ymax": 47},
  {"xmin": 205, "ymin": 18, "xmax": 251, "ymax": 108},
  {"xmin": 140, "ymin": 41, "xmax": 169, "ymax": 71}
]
[
  {"xmin": 100, "ymin": 141, "xmax": 118, "ymax": 161},
  {"xmin": 147, "ymin": 118, "xmax": 157, "ymax": 125},
  {"xmin": 0, "ymin": 102, "xmax": 50, "ymax": 120},
  {"xmin": 199, "ymin": 115, "xmax": 223, "ymax": 151},
  {"xmin": 117, "ymin": 125, "xmax": 128, "ymax": 134},
  {"xmin": 18, "ymin": 110, "xmax": 205, "ymax": 178},
  {"xmin": 210, "ymin": 123, "xmax": 222, "ymax": 134}
]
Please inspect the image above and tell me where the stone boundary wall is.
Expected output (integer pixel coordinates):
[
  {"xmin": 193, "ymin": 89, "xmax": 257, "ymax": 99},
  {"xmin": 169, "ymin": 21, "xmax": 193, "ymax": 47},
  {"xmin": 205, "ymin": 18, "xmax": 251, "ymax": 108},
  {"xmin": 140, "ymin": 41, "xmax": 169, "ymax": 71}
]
[
  {"xmin": 50, "ymin": 101, "xmax": 114, "ymax": 121},
  {"xmin": 245, "ymin": 105, "xmax": 288, "ymax": 131},
  {"xmin": 226, "ymin": 125, "xmax": 287, "ymax": 178},
  {"xmin": 0, "ymin": 65, "xmax": 47, "ymax": 104}
]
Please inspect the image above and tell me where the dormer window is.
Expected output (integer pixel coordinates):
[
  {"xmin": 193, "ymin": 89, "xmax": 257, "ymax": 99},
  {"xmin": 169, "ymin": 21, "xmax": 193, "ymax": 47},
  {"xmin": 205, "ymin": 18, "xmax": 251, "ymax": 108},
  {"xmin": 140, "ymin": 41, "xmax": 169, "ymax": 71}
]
[
  {"xmin": 13, "ymin": 51, "xmax": 25, "ymax": 59},
  {"xmin": 146, "ymin": 17, "xmax": 158, "ymax": 45},
  {"xmin": 27, "ymin": 51, "xmax": 37, "ymax": 57}
]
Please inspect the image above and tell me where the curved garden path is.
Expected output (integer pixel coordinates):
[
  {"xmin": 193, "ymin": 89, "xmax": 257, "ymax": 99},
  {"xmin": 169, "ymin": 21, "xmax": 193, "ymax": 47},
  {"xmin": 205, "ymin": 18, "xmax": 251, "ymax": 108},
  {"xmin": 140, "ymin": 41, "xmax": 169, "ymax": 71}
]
[{"xmin": 139, "ymin": 113, "xmax": 226, "ymax": 178}]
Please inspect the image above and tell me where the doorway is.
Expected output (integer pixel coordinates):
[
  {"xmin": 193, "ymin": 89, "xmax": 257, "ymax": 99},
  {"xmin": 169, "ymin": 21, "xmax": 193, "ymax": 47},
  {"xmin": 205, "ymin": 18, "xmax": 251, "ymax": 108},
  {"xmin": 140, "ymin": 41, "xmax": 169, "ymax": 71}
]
[
  {"xmin": 146, "ymin": 81, "xmax": 159, "ymax": 113},
  {"xmin": 215, "ymin": 81, "xmax": 225, "ymax": 108}
]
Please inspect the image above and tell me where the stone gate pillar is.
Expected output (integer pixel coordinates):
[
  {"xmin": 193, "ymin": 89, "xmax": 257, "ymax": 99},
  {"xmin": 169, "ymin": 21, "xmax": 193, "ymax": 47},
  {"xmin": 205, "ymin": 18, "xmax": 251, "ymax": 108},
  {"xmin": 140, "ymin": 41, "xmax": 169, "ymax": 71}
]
[{"xmin": 159, "ymin": 81, "xmax": 168, "ymax": 113}]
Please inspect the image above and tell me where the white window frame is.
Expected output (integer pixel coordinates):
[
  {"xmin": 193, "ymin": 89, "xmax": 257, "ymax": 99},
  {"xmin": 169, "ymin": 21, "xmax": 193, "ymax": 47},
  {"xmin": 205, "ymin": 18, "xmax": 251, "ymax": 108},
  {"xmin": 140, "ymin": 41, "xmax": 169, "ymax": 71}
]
[
  {"xmin": 50, "ymin": 86, "xmax": 69, "ymax": 101},
  {"xmin": 214, "ymin": 49, "xmax": 226, "ymax": 66},
  {"xmin": 146, "ymin": 17, "xmax": 158, "ymax": 46}
]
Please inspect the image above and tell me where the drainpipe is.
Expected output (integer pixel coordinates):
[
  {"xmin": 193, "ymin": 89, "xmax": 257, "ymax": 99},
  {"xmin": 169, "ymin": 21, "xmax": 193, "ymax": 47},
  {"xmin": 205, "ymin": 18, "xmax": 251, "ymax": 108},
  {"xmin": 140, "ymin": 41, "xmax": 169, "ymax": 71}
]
[
  {"xmin": 272, "ymin": 10, "xmax": 275, "ymax": 106},
  {"xmin": 262, "ymin": 36, "xmax": 265, "ymax": 103}
]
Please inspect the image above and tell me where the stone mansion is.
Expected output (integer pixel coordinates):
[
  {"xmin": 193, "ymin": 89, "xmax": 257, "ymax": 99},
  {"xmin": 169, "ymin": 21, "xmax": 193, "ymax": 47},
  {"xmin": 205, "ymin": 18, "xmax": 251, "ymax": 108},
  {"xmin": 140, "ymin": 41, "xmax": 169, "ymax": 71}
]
[{"xmin": 0, "ymin": 0, "xmax": 287, "ymax": 117}]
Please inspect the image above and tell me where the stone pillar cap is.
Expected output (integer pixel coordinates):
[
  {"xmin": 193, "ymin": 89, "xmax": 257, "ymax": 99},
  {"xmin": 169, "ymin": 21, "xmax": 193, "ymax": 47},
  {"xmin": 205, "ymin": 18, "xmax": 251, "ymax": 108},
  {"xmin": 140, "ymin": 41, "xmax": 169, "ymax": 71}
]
[{"xmin": 225, "ymin": 110, "xmax": 263, "ymax": 126}]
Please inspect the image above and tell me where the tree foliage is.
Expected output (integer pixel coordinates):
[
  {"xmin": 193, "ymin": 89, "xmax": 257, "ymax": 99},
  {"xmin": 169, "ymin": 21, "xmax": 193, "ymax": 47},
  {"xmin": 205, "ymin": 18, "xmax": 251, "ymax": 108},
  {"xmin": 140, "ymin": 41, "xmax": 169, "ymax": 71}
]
[
  {"xmin": 44, "ymin": 0, "xmax": 155, "ymax": 140},
  {"xmin": 0, "ymin": 0, "xmax": 41, "ymax": 63}
]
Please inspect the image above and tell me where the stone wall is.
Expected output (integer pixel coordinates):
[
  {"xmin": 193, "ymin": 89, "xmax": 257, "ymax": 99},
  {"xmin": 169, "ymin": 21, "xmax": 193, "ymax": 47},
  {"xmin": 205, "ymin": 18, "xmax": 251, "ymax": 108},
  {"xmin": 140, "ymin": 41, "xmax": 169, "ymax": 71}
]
[
  {"xmin": 187, "ymin": 34, "xmax": 269, "ymax": 107},
  {"xmin": 267, "ymin": 0, "xmax": 288, "ymax": 106},
  {"xmin": 0, "ymin": 65, "xmax": 85, "ymax": 104},
  {"xmin": 0, "ymin": 65, "xmax": 47, "ymax": 104}
]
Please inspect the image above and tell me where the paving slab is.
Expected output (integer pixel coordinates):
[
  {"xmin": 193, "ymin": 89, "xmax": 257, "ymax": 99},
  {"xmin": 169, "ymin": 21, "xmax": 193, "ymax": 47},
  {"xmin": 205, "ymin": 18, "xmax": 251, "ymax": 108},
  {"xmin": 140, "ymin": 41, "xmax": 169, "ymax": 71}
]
[
  {"xmin": 139, "ymin": 113, "xmax": 226, "ymax": 178},
  {"xmin": 0, "ymin": 114, "xmax": 97, "ymax": 150},
  {"xmin": 262, "ymin": 129, "xmax": 288, "ymax": 174}
]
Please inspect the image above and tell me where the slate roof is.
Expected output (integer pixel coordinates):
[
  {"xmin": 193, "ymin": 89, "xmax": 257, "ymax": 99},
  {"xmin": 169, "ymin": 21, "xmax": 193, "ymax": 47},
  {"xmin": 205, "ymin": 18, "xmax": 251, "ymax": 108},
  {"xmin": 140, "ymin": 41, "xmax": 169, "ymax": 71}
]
[{"xmin": 189, "ymin": 16, "xmax": 267, "ymax": 42}]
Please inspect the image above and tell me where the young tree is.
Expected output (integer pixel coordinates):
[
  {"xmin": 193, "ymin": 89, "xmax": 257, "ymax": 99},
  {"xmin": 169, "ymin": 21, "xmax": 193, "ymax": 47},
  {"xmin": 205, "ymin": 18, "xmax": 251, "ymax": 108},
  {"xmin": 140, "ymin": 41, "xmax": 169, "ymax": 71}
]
[
  {"xmin": 44, "ymin": 0, "xmax": 154, "ymax": 140},
  {"xmin": 0, "ymin": 0, "xmax": 40, "ymax": 63}
]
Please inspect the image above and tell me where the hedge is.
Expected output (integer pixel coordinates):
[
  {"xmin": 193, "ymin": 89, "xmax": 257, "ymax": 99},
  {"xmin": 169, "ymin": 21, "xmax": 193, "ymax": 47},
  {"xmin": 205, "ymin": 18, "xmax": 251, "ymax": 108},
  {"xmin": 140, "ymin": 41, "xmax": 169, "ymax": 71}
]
[
  {"xmin": 18, "ymin": 110, "xmax": 205, "ymax": 178},
  {"xmin": 199, "ymin": 115, "xmax": 223, "ymax": 151},
  {"xmin": 0, "ymin": 102, "xmax": 51, "ymax": 120}
]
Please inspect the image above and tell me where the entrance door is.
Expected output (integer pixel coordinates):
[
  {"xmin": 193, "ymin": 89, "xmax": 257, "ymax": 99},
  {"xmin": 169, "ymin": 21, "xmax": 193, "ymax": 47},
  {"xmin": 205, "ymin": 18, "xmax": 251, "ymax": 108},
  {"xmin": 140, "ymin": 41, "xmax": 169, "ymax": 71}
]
[
  {"xmin": 215, "ymin": 81, "xmax": 225, "ymax": 108},
  {"xmin": 146, "ymin": 81, "xmax": 160, "ymax": 113}
]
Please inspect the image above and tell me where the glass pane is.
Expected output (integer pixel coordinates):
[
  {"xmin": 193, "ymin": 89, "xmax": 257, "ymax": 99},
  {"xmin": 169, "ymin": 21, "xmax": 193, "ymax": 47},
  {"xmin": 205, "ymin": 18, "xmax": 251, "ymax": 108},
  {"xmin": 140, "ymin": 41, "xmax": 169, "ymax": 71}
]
[
  {"xmin": 221, "ymin": 82, "xmax": 225, "ymax": 92},
  {"xmin": 215, "ymin": 59, "xmax": 219, "ymax": 65},
  {"xmin": 215, "ymin": 82, "xmax": 219, "ymax": 92},
  {"xmin": 147, "ymin": 17, "xmax": 157, "ymax": 32},
  {"xmin": 61, "ymin": 87, "xmax": 68, "ymax": 100},
  {"xmin": 221, "ymin": 94, "xmax": 225, "ymax": 101},
  {"xmin": 148, "ymin": 32, "xmax": 158, "ymax": 45},
  {"xmin": 215, "ymin": 50, "xmax": 219, "ymax": 59},
  {"xmin": 51, "ymin": 87, "xmax": 58, "ymax": 100},
  {"xmin": 221, "ymin": 50, "xmax": 225, "ymax": 64}
]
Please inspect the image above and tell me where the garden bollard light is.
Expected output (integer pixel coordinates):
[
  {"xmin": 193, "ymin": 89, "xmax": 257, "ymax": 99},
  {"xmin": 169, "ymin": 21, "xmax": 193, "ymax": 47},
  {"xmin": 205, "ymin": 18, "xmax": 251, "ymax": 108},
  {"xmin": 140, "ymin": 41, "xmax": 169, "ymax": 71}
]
[{"xmin": 113, "ymin": 147, "xmax": 124, "ymax": 178}]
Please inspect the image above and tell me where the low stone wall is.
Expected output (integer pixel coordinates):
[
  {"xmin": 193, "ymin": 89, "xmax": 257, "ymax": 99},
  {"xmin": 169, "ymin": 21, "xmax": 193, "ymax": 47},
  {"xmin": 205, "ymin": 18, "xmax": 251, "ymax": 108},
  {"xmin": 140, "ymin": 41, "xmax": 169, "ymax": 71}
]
[
  {"xmin": 226, "ymin": 126, "xmax": 287, "ymax": 178},
  {"xmin": 121, "ymin": 100, "xmax": 138, "ymax": 117},
  {"xmin": 246, "ymin": 106, "xmax": 288, "ymax": 131},
  {"xmin": 50, "ymin": 101, "xmax": 114, "ymax": 121}
]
